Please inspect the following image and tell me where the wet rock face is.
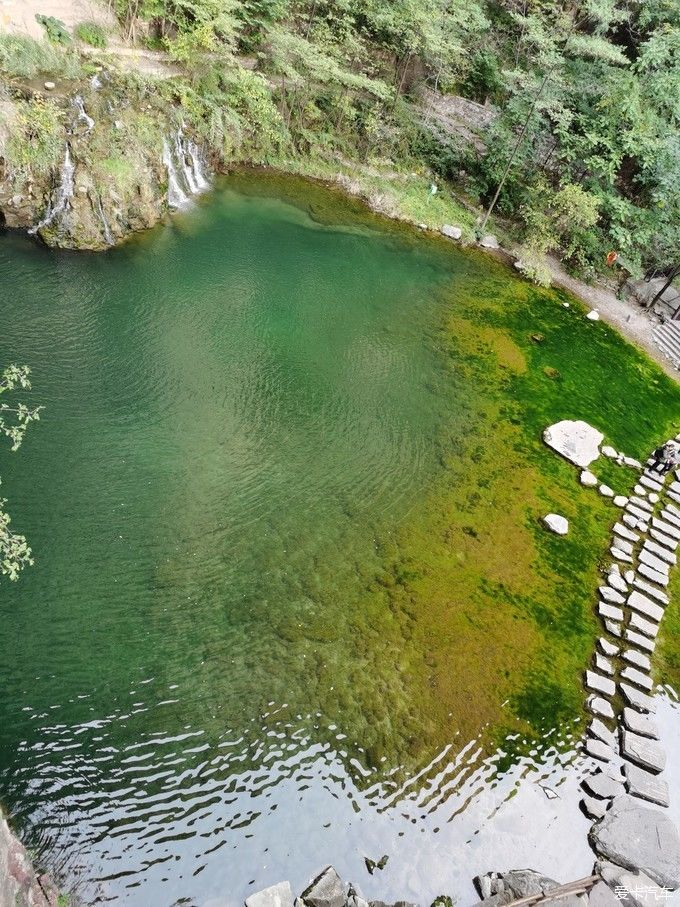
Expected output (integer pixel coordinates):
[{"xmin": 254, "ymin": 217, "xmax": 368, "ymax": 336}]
[{"xmin": 0, "ymin": 809, "xmax": 59, "ymax": 906}]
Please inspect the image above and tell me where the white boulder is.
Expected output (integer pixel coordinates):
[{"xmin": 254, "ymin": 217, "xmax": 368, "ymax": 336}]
[
  {"xmin": 543, "ymin": 420, "xmax": 604, "ymax": 468},
  {"xmin": 599, "ymin": 484, "xmax": 614, "ymax": 497},
  {"xmin": 586, "ymin": 310, "xmax": 600, "ymax": 321},
  {"xmin": 543, "ymin": 513, "xmax": 569, "ymax": 535},
  {"xmin": 581, "ymin": 470, "xmax": 598, "ymax": 487},
  {"xmin": 602, "ymin": 445, "xmax": 618, "ymax": 458},
  {"xmin": 441, "ymin": 224, "xmax": 462, "ymax": 240}
]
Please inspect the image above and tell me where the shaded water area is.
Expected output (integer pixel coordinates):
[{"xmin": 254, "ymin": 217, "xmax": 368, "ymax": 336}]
[{"xmin": 1, "ymin": 175, "xmax": 680, "ymax": 905}]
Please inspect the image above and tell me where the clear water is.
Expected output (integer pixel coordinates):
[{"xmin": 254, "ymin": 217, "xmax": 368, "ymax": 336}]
[{"xmin": 1, "ymin": 180, "xmax": 642, "ymax": 904}]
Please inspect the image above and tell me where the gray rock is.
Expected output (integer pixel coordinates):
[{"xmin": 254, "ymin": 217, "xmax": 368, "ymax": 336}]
[
  {"xmin": 632, "ymin": 577, "xmax": 669, "ymax": 605},
  {"xmin": 597, "ymin": 861, "xmax": 672, "ymax": 907},
  {"xmin": 589, "ymin": 695, "xmax": 616, "ymax": 719},
  {"xmin": 622, "ymin": 708, "xmax": 659, "ymax": 740},
  {"xmin": 639, "ymin": 549, "xmax": 670, "ymax": 575},
  {"xmin": 599, "ymin": 602, "xmax": 625, "ymax": 622},
  {"xmin": 621, "ymin": 730, "xmax": 665, "ymax": 773},
  {"xmin": 621, "ymin": 649, "xmax": 650, "ymax": 671},
  {"xmin": 599, "ymin": 637, "xmax": 619, "ymax": 657},
  {"xmin": 586, "ymin": 737, "xmax": 616, "ymax": 762},
  {"xmin": 629, "ymin": 612, "xmax": 659, "ymax": 638},
  {"xmin": 624, "ymin": 629, "xmax": 655, "ymax": 654},
  {"xmin": 613, "ymin": 495, "xmax": 629, "ymax": 507},
  {"xmin": 246, "ymin": 882, "xmax": 295, "ymax": 907},
  {"xmin": 611, "ymin": 547, "xmax": 633, "ymax": 563},
  {"xmin": 630, "ymin": 496, "xmax": 653, "ymax": 512},
  {"xmin": 651, "ymin": 517, "xmax": 680, "ymax": 540},
  {"xmin": 441, "ymin": 224, "xmax": 462, "ymax": 240},
  {"xmin": 479, "ymin": 233, "xmax": 500, "ymax": 249},
  {"xmin": 543, "ymin": 513, "xmax": 569, "ymax": 535},
  {"xmin": 622, "ymin": 513, "xmax": 640, "ymax": 530},
  {"xmin": 588, "ymin": 881, "xmax": 620, "ymax": 907},
  {"xmin": 627, "ymin": 504, "xmax": 651, "ymax": 522},
  {"xmin": 608, "ymin": 573, "xmax": 628, "ymax": 594},
  {"xmin": 600, "ymin": 484, "xmax": 615, "ymax": 497},
  {"xmin": 640, "ymin": 475, "xmax": 664, "ymax": 491},
  {"xmin": 589, "ymin": 718, "xmax": 617, "ymax": 748},
  {"xmin": 661, "ymin": 508, "xmax": 680, "ymax": 529},
  {"xmin": 627, "ymin": 592, "xmax": 664, "ymax": 623},
  {"xmin": 643, "ymin": 540, "xmax": 676, "ymax": 564},
  {"xmin": 590, "ymin": 796, "xmax": 680, "ymax": 888},
  {"xmin": 543, "ymin": 420, "xmax": 604, "ymax": 468},
  {"xmin": 648, "ymin": 528, "xmax": 678, "ymax": 551},
  {"xmin": 605, "ymin": 620, "xmax": 622, "ymax": 637},
  {"xmin": 600, "ymin": 586, "xmax": 625, "ymax": 605},
  {"xmin": 614, "ymin": 523, "xmax": 639, "ymax": 543},
  {"xmin": 603, "ymin": 446, "xmax": 618, "ymax": 458},
  {"xmin": 620, "ymin": 666, "xmax": 652, "ymax": 692},
  {"xmin": 581, "ymin": 470, "xmax": 598, "ymax": 486},
  {"xmin": 595, "ymin": 653, "xmax": 614, "ymax": 676},
  {"xmin": 637, "ymin": 563, "xmax": 668, "ymax": 587},
  {"xmin": 586, "ymin": 671, "xmax": 616, "ymax": 697},
  {"xmin": 620, "ymin": 683, "xmax": 656, "ymax": 713},
  {"xmin": 624, "ymin": 764, "xmax": 670, "ymax": 807},
  {"xmin": 624, "ymin": 457, "xmax": 643, "ymax": 469},
  {"xmin": 583, "ymin": 769, "xmax": 624, "ymax": 800},
  {"xmin": 301, "ymin": 867, "xmax": 346, "ymax": 907},
  {"xmin": 582, "ymin": 795, "xmax": 609, "ymax": 820},
  {"xmin": 634, "ymin": 484, "xmax": 647, "ymax": 496},
  {"xmin": 624, "ymin": 570, "xmax": 635, "ymax": 583}
]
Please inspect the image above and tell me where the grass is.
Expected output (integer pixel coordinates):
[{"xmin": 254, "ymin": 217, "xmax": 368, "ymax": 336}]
[
  {"xmin": 74, "ymin": 22, "xmax": 108, "ymax": 49},
  {"xmin": 0, "ymin": 34, "xmax": 82, "ymax": 79}
]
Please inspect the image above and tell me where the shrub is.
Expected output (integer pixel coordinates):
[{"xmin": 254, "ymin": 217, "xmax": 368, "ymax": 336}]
[
  {"xmin": 74, "ymin": 21, "xmax": 108, "ymax": 49},
  {"xmin": 35, "ymin": 15, "xmax": 71, "ymax": 45},
  {"xmin": 0, "ymin": 34, "xmax": 81, "ymax": 79},
  {"xmin": 4, "ymin": 98, "xmax": 64, "ymax": 177}
]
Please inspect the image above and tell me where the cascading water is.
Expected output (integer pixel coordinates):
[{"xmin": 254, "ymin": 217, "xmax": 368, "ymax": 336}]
[
  {"xmin": 163, "ymin": 128, "xmax": 210, "ymax": 209},
  {"xmin": 94, "ymin": 193, "xmax": 113, "ymax": 246},
  {"xmin": 29, "ymin": 144, "xmax": 75, "ymax": 235},
  {"xmin": 73, "ymin": 96, "xmax": 95, "ymax": 133}
]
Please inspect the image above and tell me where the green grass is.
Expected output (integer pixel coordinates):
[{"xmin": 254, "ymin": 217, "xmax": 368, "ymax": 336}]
[
  {"xmin": 0, "ymin": 34, "xmax": 81, "ymax": 79},
  {"xmin": 74, "ymin": 21, "xmax": 108, "ymax": 49}
]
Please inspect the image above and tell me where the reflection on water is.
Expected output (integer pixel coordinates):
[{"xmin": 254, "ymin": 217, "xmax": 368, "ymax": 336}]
[{"xmin": 6, "ymin": 674, "xmax": 593, "ymax": 905}]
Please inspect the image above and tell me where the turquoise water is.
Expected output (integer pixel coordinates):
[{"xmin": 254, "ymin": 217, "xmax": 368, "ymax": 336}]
[{"xmin": 0, "ymin": 182, "xmax": 602, "ymax": 904}]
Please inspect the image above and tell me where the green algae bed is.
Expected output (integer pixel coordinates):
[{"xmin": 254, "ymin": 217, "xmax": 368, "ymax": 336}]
[{"xmin": 0, "ymin": 172, "xmax": 679, "ymax": 900}]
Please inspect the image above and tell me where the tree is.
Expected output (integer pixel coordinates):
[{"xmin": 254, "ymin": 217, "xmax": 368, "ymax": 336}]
[{"xmin": 0, "ymin": 365, "xmax": 42, "ymax": 581}]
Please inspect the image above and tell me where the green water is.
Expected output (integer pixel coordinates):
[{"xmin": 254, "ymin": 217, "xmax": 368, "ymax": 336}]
[{"xmin": 1, "ymin": 176, "xmax": 679, "ymax": 905}]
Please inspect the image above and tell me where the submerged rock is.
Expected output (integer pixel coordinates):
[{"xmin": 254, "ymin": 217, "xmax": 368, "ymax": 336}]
[{"xmin": 543, "ymin": 420, "xmax": 604, "ymax": 468}]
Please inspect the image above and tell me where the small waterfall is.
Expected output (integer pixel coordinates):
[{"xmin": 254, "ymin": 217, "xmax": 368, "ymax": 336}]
[
  {"xmin": 163, "ymin": 128, "xmax": 210, "ymax": 210},
  {"xmin": 94, "ymin": 193, "xmax": 113, "ymax": 246},
  {"xmin": 29, "ymin": 144, "xmax": 75, "ymax": 234},
  {"xmin": 73, "ymin": 96, "xmax": 95, "ymax": 133}
]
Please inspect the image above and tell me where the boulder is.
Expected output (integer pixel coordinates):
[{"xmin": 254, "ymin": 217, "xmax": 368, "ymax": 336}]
[
  {"xmin": 613, "ymin": 496, "xmax": 628, "ymax": 507},
  {"xmin": 543, "ymin": 420, "xmax": 603, "ymax": 468},
  {"xmin": 479, "ymin": 234, "xmax": 499, "ymax": 249},
  {"xmin": 597, "ymin": 861, "xmax": 673, "ymax": 907},
  {"xmin": 301, "ymin": 867, "xmax": 346, "ymax": 907},
  {"xmin": 543, "ymin": 513, "xmax": 568, "ymax": 535},
  {"xmin": 602, "ymin": 446, "xmax": 618, "ymax": 458},
  {"xmin": 590, "ymin": 796, "xmax": 680, "ymax": 889},
  {"xmin": 440, "ymin": 224, "xmax": 462, "ymax": 240},
  {"xmin": 599, "ymin": 484, "xmax": 615, "ymax": 497},
  {"xmin": 581, "ymin": 470, "xmax": 598, "ymax": 486},
  {"xmin": 586, "ymin": 310, "xmax": 601, "ymax": 321},
  {"xmin": 246, "ymin": 882, "xmax": 295, "ymax": 907}
]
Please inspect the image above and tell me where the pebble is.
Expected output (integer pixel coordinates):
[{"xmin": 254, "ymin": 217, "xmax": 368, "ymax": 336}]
[
  {"xmin": 622, "ymin": 708, "xmax": 658, "ymax": 739},
  {"xmin": 621, "ymin": 729, "xmax": 665, "ymax": 773},
  {"xmin": 648, "ymin": 492, "xmax": 659, "ymax": 503},
  {"xmin": 624, "ymin": 763, "xmax": 669, "ymax": 807},
  {"xmin": 44, "ymin": 80, "xmax": 56, "ymax": 90},
  {"xmin": 624, "ymin": 570, "xmax": 635, "ymax": 583},
  {"xmin": 602, "ymin": 445, "xmax": 618, "ymax": 457},
  {"xmin": 586, "ymin": 310, "xmax": 600, "ymax": 321},
  {"xmin": 620, "ymin": 665, "xmax": 652, "ymax": 691},
  {"xmin": 543, "ymin": 513, "xmax": 569, "ymax": 535},
  {"xmin": 586, "ymin": 671, "xmax": 616, "ymax": 697},
  {"xmin": 634, "ymin": 484, "xmax": 647, "ymax": 496}
]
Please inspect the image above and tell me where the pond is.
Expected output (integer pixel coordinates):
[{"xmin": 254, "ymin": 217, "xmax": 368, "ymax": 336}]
[{"xmin": 1, "ymin": 174, "xmax": 679, "ymax": 905}]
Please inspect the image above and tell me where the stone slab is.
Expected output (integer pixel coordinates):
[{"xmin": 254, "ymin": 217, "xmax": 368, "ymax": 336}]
[
  {"xmin": 638, "ymin": 549, "xmax": 670, "ymax": 575},
  {"xmin": 543, "ymin": 420, "xmax": 603, "ymax": 468},
  {"xmin": 600, "ymin": 585, "xmax": 626, "ymax": 604},
  {"xmin": 587, "ymin": 737, "xmax": 616, "ymax": 762},
  {"xmin": 599, "ymin": 637, "xmax": 619, "ymax": 657},
  {"xmin": 595, "ymin": 653, "xmax": 614, "ymax": 675},
  {"xmin": 608, "ymin": 570, "xmax": 628, "ymax": 593},
  {"xmin": 648, "ymin": 528, "xmax": 677, "ymax": 551},
  {"xmin": 620, "ymin": 682, "xmax": 656, "ymax": 713},
  {"xmin": 661, "ymin": 509, "xmax": 680, "ymax": 530},
  {"xmin": 624, "ymin": 764, "xmax": 669, "ymax": 807},
  {"xmin": 245, "ymin": 882, "xmax": 295, "ymax": 907},
  {"xmin": 605, "ymin": 620, "xmax": 622, "ymax": 637},
  {"xmin": 621, "ymin": 649, "xmax": 651, "ymax": 671},
  {"xmin": 583, "ymin": 769, "xmax": 624, "ymax": 799},
  {"xmin": 589, "ymin": 695, "xmax": 616, "ymax": 719},
  {"xmin": 621, "ymin": 730, "xmax": 665, "ymax": 773},
  {"xmin": 621, "ymin": 666, "xmax": 652, "ymax": 692},
  {"xmin": 589, "ymin": 717, "xmax": 617, "ymax": 749},
  {"xmin": 615, "ymin": 522, "xmax": 640, "ymax": 542},
  {"xmin": 630, "ymin": 495, "xmax": 653, "ymax": 511},
  {"xmin": 589, "ymin": 795, "xmax": 680, "ymax": 888},
  {"xmin": 622, "ymin": 708, "xmax": 659, "ymax": 739},
  {"xmin": 651, "ymin": 517, "xmax": 680, "ymax": 540},
  {"xmin": 599, "ymin": 602, "xmax": 625, "ymax": 621},
  {"xmin": 597, "ymin": 861, "xmax": 673, "ymax": 907},
  {"xmin": 629, "ymin": 612, "xmax": 659, "ymax": 638},
  {"xmin": 640, "ymin": 474, "xmax": 664, "ymax": 491},
  {"xmin": 582, "ymin": 795, "xmax": 608, "ymax": 820},
  {"xmin": 301, "ymin": 866, "xmax": 346, "ymax": 907},
  {"xmin": 637, "ymin": 563, "xmax": 669, "ymax": 587},
  {"xmin": 626, "ymin": 504, "xmax": 651, "ymax": 522},
  {"xmin": 643, "ymin": 540, "xmax": 676, "ymax": 565},
  {"xmin": 668, "ymin": 489, "xmax": 680, "ymax": 505},
  {"xmin": 587, "ymin": 881, "xmax": 619, "ymax": 907},
  {"xmin": 611, "ymin": 539, "xmax": 634, "ymax": 556},
  {"xmin": 611, "ymin": 547, "xmax": 633, "ymax": 563},
  {"xmin": 587, "ymin": 671, "xmax": 616, "ymax": 697},
  {"xmin": 632, "ymin": 577, "xmax": 669, "ymax": 605},
  {"xmin": 624, "ymin": 629, "xmax": 655, "ymax": 654},
  {"xmin": 622, "ymin": 513, "xmax": 640, "ymax": 530},
  {"xmin": 627, "ymin": 591, "xmax": 664, "ymax": 623}
]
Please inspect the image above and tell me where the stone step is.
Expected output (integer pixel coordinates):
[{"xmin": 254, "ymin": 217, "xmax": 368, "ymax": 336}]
[
  {"xmin": 620, "ymin": 665, "xmax": 652, "ymax": 691},
  {"xmin": 620, "ymin": 681, "xmax": 656, "ymax": 713},
  {"xmin": 648, "ymin": 527, "xmax": 678, "ymax": 551},
  {"xmin": 581, "ymin": 794, "xmax": 608, "ymax": 820},
  {"xmin": 611, "ymin": 546, "xmax": 633, "ymax": 563},
  {"xmin": 594, "ymin": 653, "xmax": 614, "ymax": 675},
  {"xmin": 629, "ymin": 611, "xmax": 659, "ymax": 638},
  {"xmin": 610, "ymin": 539, "xmax": 634, "ymax": 557},
  {"xmin": 586, "ymin": 736, "xmax": 616, "ymax": 762},
  {"xmin": 582, "ymin": 768, "xmax": 624, "ymax": 799},
  {"xmin": 652, "ymin": 516, "xmax": 680, "ymax": 540},
  {"xmin": 642, "ymin": 539, "xmax": 676, "ymax": 565},
  {"xmin": 624, "ymin": 763, "xmax": 669, "ymax": 807},
  {"xmin": 630, "ymin": 495, "xmax": 653, "ymax": 512},
  {"xmin": 638, "ymin": 548, "xmax": 670, "ymax": 575},
  {"xmin": 600, "ymin": 585, "xmax": 626, "ymax": 604},
  {"xmin": 622, "ymin": 707, "xmax": 659, "ymax": 739},
  {"xmin": 627, "ymin": 591, "xmax": 664, "ymax": 623},
  {"xmin": 599, "ymin": 601, "xmax": 624, "ymax": 622},
  {"xmin": 588, "ymin": 694, "xmax": 615, "ymax": 719},
  {"xmin": 632, "ymin": 576, "xmax": 669, "ymax": 604},
  {"xmin": 586, "ymin": 671, "xmax": 616, "ymax": 696},
  {"xmin": 621, "ymin": 648, "xmax": 650, "ymax": 671},
  {"xmin": 637, "ymin": 562, "xmax": 669, "ymax": 586},
  {"xmin": 614, "ymin": 522, "xmax": 639, "ymax": 543},
  {"xmin": 621, "ymin": 728, "xmax": 666, "ymax": 772},
  {"xmin": 599, "ymin": 637, "xmax": 619, "ymax": 657},
  {"xmin": 605, "ymin": 619, "xmax": 622, "ymax": 637},
  {"xmin": 624, "ymin": 628, "xmax": 655, "ymax": 653},
  {"xmin": 589, "ymin": 717, "xmax": 617, "ymax": 748}
]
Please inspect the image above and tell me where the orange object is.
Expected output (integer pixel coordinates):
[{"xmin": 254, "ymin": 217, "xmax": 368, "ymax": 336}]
[{"xmin": 606, "ymin": 251, "xmax": 618, "ymax": 266}]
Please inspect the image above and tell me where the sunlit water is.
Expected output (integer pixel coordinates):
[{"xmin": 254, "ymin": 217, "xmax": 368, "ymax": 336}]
[{"xmin": 0, "ymin": 181, "xmax": 661, "ymax": 904}]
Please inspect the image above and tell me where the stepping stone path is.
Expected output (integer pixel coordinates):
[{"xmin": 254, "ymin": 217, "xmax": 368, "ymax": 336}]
[{"xmin": 557, "ymin": 433, "xmax": 680, "ymax": 897}]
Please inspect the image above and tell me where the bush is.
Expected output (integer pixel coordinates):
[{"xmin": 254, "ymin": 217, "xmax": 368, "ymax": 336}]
[
  {"xmin": 4, "ymin": 98, "xmax": 64, "ymax": 177},
  {"xmin": 0, "ymin": 34, "xmax": 81, "ymax": 79},
  {"xmin": 36, "ymin": 15, "xmax": 71, "ymax": 45},
  {"xmin": 74, "ymin": 22, "xmax": 108, "ymax": 49}
]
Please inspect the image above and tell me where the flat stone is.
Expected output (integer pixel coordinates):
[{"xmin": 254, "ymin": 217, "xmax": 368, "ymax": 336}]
[
  {"xmin": 301, "ymin": 866, "xmax": 346, "ymax": 907},
  {"xmin": 624, "ymin": 764, "xmax": 669, "ymax": 807},
  {"xmin": 603, "ymin": 445, "xmax": 618, "ymax": 458},
  {"xmin": 582, "ymin": 795, "xmax": 608, "ymax": 820},
  {"xmin": 441, "ymin": 224, "xmax": 462, "ymax": 239},
  {"xmin": 589, "ymin": 695, "xmax": 616, "ymax": 719},
  {"xmin": 632, "ymin": 578, "xmax": 669, "ymax": 604},
  {"xmin": 589, "ymin": 795, "xmax": 680, "ymax": 888},
  {"xmin": 583, "ymin": 769, "xmax": 624, "ymax": 799},
  {"xmin": 600, "ymin": 484, "xmax": 615, "ymax": 497},
  {"xmin": 605, "ymin": 620, "xmax": 622, "ymax": 637},
  {"xmin": 622, "ymin": 708, "xmax": 659, "ymax": 739},
  {"xmin": 599, "ymin": 637, "xmax": 619, "ymax": 657},
  {"xmin": 637, "ymin": 563, "xmax": 669, "ymax": 587},
  {"xmin": 638, "ymin": 549, "xmax": 670, "ymax": 574},
  {"xmin": 589, "ymin": 717, "xmax": 617, "ymax": 749},
  {"xmin": 543, "ymin": 513, "xmax": 569, "ymax": 535},
  {"xmin": 648, "ymin": 492, "xmax": 659, "ymax": 503},
  {"xmin": 621, "ymin": 666, "xmax": 652, "ymax": 692},
  {"xmin": 581, "ymin": 470, "xmax": 598, "ymax": 486},
  {"xmin": 543, "ymin": 420, "xmax": 604, "ymax": 468},
  {"xmin": 669, "ymin": 480, "xmax": 680, "ymax": 495},
  {"xmin": 648, "ymin": 528, "xmax": 677, "ymax": 551},
  {"xmin": 634, "ymin": 484, "xmax": 647, "ymax": 496},
  {"xmin": 620, "ymin": 682, "xmax": 656, "ymax": 713},
  {"xmin": 621, "ymin": 730, "xmax": 665, "ymax": 773},
  {"xmin": 479, "ymin": 233, "xmax": 499, "ymax": 249},
  {"xmin": 599, "ymin": 601, "xmax": 625, "ymax": 621},
  {"xmin": 661, "ymin": 508, "xmax": 680, "ymax": 530},
  {"xmin": 643, "ymin": 540, "xmax": 676, "ymax": 565},
  {"xmin": 629, "ymin": 612, "xmax": 659, "ymax": 638},
  {"xmin": 611, "ymin": 547, "xmax": 633, "ymax": 563},
  {"xmin": 664, "ymin": 501, "xmax": 680, "ymax": 519},
  {"xmin": 624, "ymin": 570, "xmax": 635, "ymax": 583},
  {"xmin": 630, "ymin": 496, "xmax": 653, "ymax": 512},
  {"xmin": 612, "ymin": 538, "xmax": 634, "ymax": 556},
  {"xmin": 613, "ymin": 495, "xmax": 628, "ymax": 506},
  {"xmin": 652, "ymin": 517, "xmax": 680, "ymax": 540},
  {"xmin": 245, "ymin": 882, "xmax": 295, "ymax": 907},
  {"xmin": 640, "ymin": 474, "xmax": 664, "ymax": 491},
  {"xmin": 597, "ymin": 861, "xmax": 673, "ymax": 907},
  {"xmin": 624, "ymin": 629, "xmax": 655, "ymax": 654},
  {"xmin": 587, "ymin": 671, "xmax": 616, "ymax": 697},
  {"xmin": 626, "ymin": 503, "xmax": 651, "ymax": 522},
  {"xmin": 627, "ymin": 591, "xmax": 664, "ymax": 623},
  {"xmin": 623, "ymin": 457, "xmax": 643, "ymax": 469},
  {"xmin": 595, "ymin": 653, "xmax": 614, "ymax": 675},
  {"xmin": 587, "ymin": 881, "xmax": 619, "ymax": 907},
  {"xmin": 600, "ymin": 586, "xmax": 626, "ymax": 604},
  {"xmin": 587, "ymin": 737, "xmax": 615, "ymax": 762},
  {"xmin": 621, "ymin": 649, "xmax": 650, "ymax": 671},
  {"xmin": 622, "ymin": 513, "xmax": 640, "ymax": 530},
  {"xmin": 668, "ymin": 489, "xmax": 680, "ymax": 505}
]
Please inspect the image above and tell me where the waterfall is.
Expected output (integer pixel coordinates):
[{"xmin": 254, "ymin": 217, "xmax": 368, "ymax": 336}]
[
  {"xmin": 73, "ymin": 96, "xmax": 95, "ymax": 133},
  {"xmin": 163, "ymin": 128, "xmax": 210, "ymax": 210},
  {"xmin": 29, "ymin": 144, "xmax": 75, "ymax": 234},
  {"xmin": 94, "ymin": 194, "xmax": 113, "ymax": 246}
]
